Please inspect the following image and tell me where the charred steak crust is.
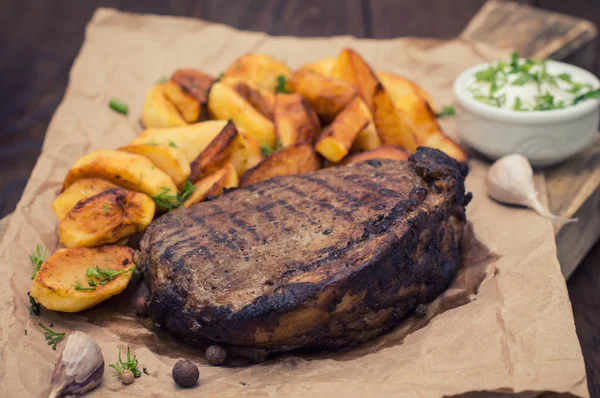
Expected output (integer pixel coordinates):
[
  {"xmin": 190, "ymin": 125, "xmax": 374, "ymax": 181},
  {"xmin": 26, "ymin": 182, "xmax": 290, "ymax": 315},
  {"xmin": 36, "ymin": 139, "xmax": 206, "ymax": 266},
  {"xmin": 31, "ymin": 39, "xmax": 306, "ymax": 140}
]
[{"xmin": 139, "ymin": 147, "xmax": 470, "ymax": 357}]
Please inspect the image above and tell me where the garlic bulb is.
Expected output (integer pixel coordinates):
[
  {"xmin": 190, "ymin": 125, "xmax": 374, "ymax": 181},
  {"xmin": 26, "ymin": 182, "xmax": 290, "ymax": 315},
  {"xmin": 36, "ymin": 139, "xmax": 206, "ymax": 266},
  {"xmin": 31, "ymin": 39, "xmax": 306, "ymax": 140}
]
[
  {"xmin": 49, "ymin": 332, "xmax": 104, "ymax": 398},
  {"xmin": 486, "ymin": 154, "xmax": 577, "ymax": 224}
]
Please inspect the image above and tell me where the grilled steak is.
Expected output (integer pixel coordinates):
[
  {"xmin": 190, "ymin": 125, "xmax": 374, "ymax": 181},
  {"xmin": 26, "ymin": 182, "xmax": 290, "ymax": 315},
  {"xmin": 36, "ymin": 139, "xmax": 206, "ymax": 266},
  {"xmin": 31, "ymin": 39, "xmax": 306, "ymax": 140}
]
[{"xmin": 139, "ymin": 147, "xmax": 470, "ymax": 359}]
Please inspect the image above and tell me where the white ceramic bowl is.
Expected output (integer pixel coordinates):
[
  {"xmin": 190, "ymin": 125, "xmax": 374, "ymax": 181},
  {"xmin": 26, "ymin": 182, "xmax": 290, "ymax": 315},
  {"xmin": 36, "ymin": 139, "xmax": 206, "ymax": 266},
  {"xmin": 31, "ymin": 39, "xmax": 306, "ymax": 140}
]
[{"xmin": 453, "ymin": 60, "xmax": 600, "ymax": 166}]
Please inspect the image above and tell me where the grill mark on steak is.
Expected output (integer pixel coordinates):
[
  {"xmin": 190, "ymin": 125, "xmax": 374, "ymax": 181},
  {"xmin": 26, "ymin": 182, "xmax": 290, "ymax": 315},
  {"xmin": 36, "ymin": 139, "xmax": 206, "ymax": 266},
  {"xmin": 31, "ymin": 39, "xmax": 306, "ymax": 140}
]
[{"xmin": 141, "ymin": 148, "xmax": 469, "ymax": 358}]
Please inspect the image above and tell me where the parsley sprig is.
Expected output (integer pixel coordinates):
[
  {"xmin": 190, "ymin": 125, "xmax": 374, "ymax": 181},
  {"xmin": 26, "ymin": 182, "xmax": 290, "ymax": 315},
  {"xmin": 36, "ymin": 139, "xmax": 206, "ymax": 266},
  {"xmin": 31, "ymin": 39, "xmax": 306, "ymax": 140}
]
[
  {"xmin": 28, "ymin": 292, "xmax": 40, "ymax": 316},
  {"xmin": 39, "ymin": 323, "xmax": 65, "ymax": 350},
  {"xmin": 151, "ymin": 180, "xmax": 197, "ymax": 211},
  {"xmin": 275, "ymin": 75, "xmax": 290, "ymax": 94},
  {"xmin": 436, "ymin": 105, "xmax": 455, "ymax": 118},
  {"xmin": 260, "ymin": 138, "xmax": 283, "ymax": 157},
  {"xmin": 110, "ymin": 346, "xmax": 142, "ymax": 378}
]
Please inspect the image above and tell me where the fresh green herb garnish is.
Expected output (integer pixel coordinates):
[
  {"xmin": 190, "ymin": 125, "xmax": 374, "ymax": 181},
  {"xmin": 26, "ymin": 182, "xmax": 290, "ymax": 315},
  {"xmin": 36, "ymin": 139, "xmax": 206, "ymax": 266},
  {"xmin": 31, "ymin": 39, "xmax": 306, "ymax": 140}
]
[
  {"xmin": 109, "ymin": 98, "xmax": 129, "ymax": 115},
  {"xmin": 30, "ymin": 244, "xmax": 47, "ymax": 279},
  {"xmin": 143, "ymin": 367, "xmax": 149, "ymax": 375},
  {"xmin": 110, "ymin": 346, "xmax": 142, "ymax": 378},
  {"xmin": 151, "ymin": 180, "xmax": 197, "ymax": 212},
  {"xmin": 156, "ymin": 77, "xmax": 168, "ymax": 84},
  {"xmin": 28, "ymin": 292, "xmax": 40, "ymax": 316},
  {"xmin": 168, "ymin": 141, "xmax": 179, "ymax": 148},
  {"xmin": 88, "ymin": 280, "xmax": 97, "ymax": 287},
  {"xmin": 86, "ymin": 266, "xmax": 135, "ymax": 284},
  {"xmin": 39, "ymin": 322, "xmax": 65, "ymax": 350},
  {"xmin": 102, "ymin": 204, "xmax": 109, "ymax": 215},
  {"xmin": 175, "ymin": 216, "xmax": 182, "ymax": 221},
  {"xmin": 275, "ymin": 75, "xmax": 290, "ymax": 94},
  {"xmin": 436, "ymin": 105, "xmax": 455, "ymax": 118},
  {"xmin": 260, "ymin": 138, "xmax": 283, "ymax": 157},
  {"xmin": 469, "ymin": 52, "xmax": 599, "ymax": 110},
  {"xmin": 24, "ymin": 329, "xmax": 27, "ymax": 335},
  {"xmin": 74, "ymin": 281, "xmax": 96, "ymax": 291}
]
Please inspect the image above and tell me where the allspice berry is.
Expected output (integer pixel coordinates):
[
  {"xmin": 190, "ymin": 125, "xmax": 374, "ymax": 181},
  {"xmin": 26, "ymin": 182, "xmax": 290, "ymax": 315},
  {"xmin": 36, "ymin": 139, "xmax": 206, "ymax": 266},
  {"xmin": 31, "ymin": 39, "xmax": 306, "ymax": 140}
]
[
  {"xmin": 205, "ymin": 345, "xmax": 227, "ymax": 366},
  {"xmin": 121, "ymin": 369, "xmax": 135, "ymax": 385},
  {"xmin": 172, "ymin": 359, "xmax": 199, "ymax": 388}
]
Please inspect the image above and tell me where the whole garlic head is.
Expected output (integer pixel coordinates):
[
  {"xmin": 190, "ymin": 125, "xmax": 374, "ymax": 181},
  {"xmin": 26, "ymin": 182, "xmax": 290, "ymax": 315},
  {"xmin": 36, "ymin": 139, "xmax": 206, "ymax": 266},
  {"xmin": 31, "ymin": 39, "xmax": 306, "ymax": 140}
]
[{"xmin": 49, "ymin": 331, "xmax": 104, "ymax": 398}]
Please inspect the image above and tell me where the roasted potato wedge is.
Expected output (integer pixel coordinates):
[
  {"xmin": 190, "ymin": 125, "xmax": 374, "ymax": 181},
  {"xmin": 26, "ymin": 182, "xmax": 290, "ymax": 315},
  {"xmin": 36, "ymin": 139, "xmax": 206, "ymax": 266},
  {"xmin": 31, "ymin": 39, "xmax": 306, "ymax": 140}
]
[
  {"xmin": 59, "ymin": 188, "xmax": 155, "ymax": 248},
  {"xmin": 184, "ymin": 163, "xmax": 239, "ymax": 207},
  {"xmin": 274, "ymin": 93, "xmax": 321, "ymax": 146},
  {"xmin": 315, "ymin": 97, "xmax": 370, "ymax": 163},
  {"xmin": 52, "ymin": 178, "xmax": 119, "ymax": 221},
  {"xmin": 189, "ymin": 121, "xmax": 263, "ymax": 181},
  {"xmin": 372, "ymin": 83, "xmax": 418, "ymax": 153},
  {"xmin": 164, "ymin": 68, "xmax": 214, "ymax": 123},
  {"xmin": 341, "ymin": 145, "xmax": 409, "ymax": 165},
  {"xmin": 348, "ymin": 97, "xmax": 381, "ymax": 152},
  {"xmin": 224, "ymin": 54, "xmax": 292, "ymax": 92},
  {"xmin": 289, "ymin": 70, "xmax": 357, "ymax": 122},
  {"xmin": 331, "ymin": 48, "xmax": 379, "ymax": 110},
  {"xmin": 141, "ymin": 83, "xmax": 187, "ymax": 128},
  {"xmin": 29, "ymin": 246, "xmax": 135, "ymax": 312},
  {"xmin": 132, "ymin": 120, "xmax": 228, "ymax": 162},
  {"xmin": 119, "ymin": 144, "xmax": 191, "ymax": 188},
  {"xmin": 297, "ymin": 57, "xmax": 336, "ymax": 77},
  {"xmin": 220, "ymin": 76, "xmax": 275, "ymax": 120},
  {"xmin": 63, "ymin": 149, "xmax": 177, "ymax": 197},
  {"xmin": 208, "ymin": 82, "xmax": 276, "ymax": 147},
  {"xmin": 378, "ymin": 71, "xmax": 466, "ymax": 161},
  {"xmin": 240, "ymin": 143, "xmax": 321, "ymax": 187}
]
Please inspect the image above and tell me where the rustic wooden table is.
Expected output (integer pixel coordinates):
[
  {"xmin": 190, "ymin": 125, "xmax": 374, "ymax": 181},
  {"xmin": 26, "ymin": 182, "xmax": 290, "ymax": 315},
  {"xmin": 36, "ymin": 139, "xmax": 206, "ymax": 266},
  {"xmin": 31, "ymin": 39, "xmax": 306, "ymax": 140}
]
[{"xmin": 1, "ymin": 1, "xmax": 598, "ymax": 396}]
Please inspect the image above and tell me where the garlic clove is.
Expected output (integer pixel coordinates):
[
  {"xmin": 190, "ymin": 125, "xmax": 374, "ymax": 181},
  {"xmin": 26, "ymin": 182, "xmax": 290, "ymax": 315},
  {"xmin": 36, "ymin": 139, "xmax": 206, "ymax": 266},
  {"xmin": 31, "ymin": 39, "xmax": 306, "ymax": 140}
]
[
  {"xmin": 486, "ymin": 154, "xmax": 577, "ymax": 224},
  {"xmin": 48, "ymin": 331, "xmax": 104, "ymax": 398}
]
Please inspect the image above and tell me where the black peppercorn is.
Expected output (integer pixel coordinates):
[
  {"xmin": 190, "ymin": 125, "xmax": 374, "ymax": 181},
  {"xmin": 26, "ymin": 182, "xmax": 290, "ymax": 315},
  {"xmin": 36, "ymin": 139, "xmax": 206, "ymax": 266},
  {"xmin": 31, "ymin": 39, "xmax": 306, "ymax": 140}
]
[
  {"xmin": 205, "ymin": 345, "xmax": 228, "ymax": 366},
  {"xmin": 414, "ymin": 304, "xmax": 428, "ymax": 318},
  {"xmin": 172, "ymin": 359, "xmax": 199, "ymax": 388}
]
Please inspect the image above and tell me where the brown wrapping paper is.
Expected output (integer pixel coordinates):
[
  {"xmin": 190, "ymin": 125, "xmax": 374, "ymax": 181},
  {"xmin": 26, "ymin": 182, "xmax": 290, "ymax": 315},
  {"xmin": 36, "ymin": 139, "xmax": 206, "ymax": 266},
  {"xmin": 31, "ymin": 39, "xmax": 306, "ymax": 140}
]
[{"xmin": 0, "ymin": 9, "xmax": 588, "ymax": 397}]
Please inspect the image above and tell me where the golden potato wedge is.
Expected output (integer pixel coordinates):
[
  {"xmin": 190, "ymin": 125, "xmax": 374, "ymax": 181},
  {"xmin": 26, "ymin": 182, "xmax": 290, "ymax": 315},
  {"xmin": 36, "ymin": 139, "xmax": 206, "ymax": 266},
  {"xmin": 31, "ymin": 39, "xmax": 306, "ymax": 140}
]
[
  {"xmin": 372, "ymin": 83, "xmax": 418, "ymax": 153},
  {"xmin": 220, "ymin": 76, "xmax": 275, "ymax": 120},
  {"xmin": 331, "ymin": 48, "xmax": 379, "ymax": 110},
  {"xmin": 377, "ymin": 71, "xmax": 466, "ymax": 161},
  {"xmin": 52, "ymin": 179, "xmax": 119, "ymax": 221},
  {"xmin": 119, "ymin": 144, "xmax": 190, "ymax": 188},
  {"xmin": 297, "ymin": 57, "xmax": 336, "ymax": 77},
  {"xmin": 315, "ymin": 97, "xmax": 370, "ymax": 162},
  {"xmin": 189, "ymin": 121, "xmax": 264, "ymax": 181},
  {"xmin": 184, "ymin": 163, "xmax": 239, "ymax": 207},
  {"xmin": 132, "ymin": 120, "xmax": 228, "ymax": 162},
  {"xmin": 274, "ymin": 93, "xmax": 321, "ymax": 146},
  {"xmin": 63, "ymin": 149, "xmax": 177, "ymax": 197},
  {"xmin": 59, "ymin": 188, "xmax": 155, "ymax": 248},
  {"xmin": 224, "ymin": 54, "xmax": 292, "ymax": 92},
  {"xmin": 141, "ymin": 83, "xmax": 187, "ymax": 128},
  {"xmin": 240, "ymin": 143, "xmax": 321, "ymax": 187},
  {"xmin": 347, "ymin": 97, "xmax": 381, "ymax": 152},
  {"xmin": 289, "ymin": 70, "xmax": 358, "ymax": 122},
  {"xmin": 208, "ymin": 82, "xmax": 276, "ymax": 147},
  {"xmin": 164, "ymin": 69, "xmax": 214, "ymax": 122},
  {"xmin": 29, "ymin": 246, "xmax": 135, "ymax": 312},
  {"xmin": 341, "ymin": 145, "xmax": 409, "ymax": 165}
]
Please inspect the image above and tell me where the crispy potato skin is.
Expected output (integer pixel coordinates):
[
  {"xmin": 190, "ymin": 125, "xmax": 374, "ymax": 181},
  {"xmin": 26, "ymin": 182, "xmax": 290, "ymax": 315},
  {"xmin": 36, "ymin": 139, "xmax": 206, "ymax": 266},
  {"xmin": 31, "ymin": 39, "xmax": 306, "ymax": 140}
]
[
  {"xmin": 141, "ymin": 83, "xmax": 187, "ymax": 128},
  {"xmin": 184, "ymin": 163, "xmax": 239, "ymax": 207},
  {"xmin": 377, "ymin": 71, "xmax": 466, "ymax": 162},
  {"xmin": 119, "ymin": 144, "xmax": 191, "ymax": 188},
  {"xmin": 132, "ymin": 120, "xmax": 228, "ymax": 162},
  {"xmin": 221, "ymin": 77, "xmax": 275, "ymax": 120},
  {"xmin": 331, "ymin": 48, "xmax": 379, "ymax": 110},
  {"xmin": 315, "ymin": 97, "xmax": 370, "ymax": 163},
  {"xmin": 29, "ymin": 246, "xmax": 135, "ymax": 312},
  {"xmin": 208, "ymin": 82, "xmax": 276, "ymax": 147},
  {"xmin": 340, "ymin": 145, "xmax": 409, "ymax": 165},
  {"xmin": 224, "ymin": 54, "xmax": 291, "ymax": 92},
  {"xmin": 164, "ymin": 80, "xmax": 201, "ymax": 123},
  {"xmin": 274, "ymin": 93, "xmax": 321, "ymax": 147},
  {"xmin": 372, "ymin": 83, "xmax": 418, "ymax": 153},
  {"xmin": 289, "ymin": 70, "xmax": 357, "ymax": 122},
  {"xmin": 63, "ymin": 149, "xmax": 177, "ymax": 197},
  {"xmin": 297, "ymin": 57, "xmax": 336, "ymax": 77},
  {"xmin": 189, "ymin": 121, "xmax": 238, "ymax": 182},
  {"xmin": 171, "ymin": 68, "xmax": 214, "ymax": 102},
  {"xmin": 240, "ymin": 143, "xmax": 321, "ymax": 187},
  {"xmin": 59, "ymin": 188, "xmax": 155, "ymax": 248},
  {"xmin": 52, "ymin": 179, "xmax": 119, "ymax": 221}
]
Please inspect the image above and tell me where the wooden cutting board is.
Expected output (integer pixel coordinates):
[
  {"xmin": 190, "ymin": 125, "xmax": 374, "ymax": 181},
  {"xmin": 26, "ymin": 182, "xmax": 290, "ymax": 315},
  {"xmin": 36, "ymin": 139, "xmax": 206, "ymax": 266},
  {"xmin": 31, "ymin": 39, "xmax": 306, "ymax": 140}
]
[{"xmin": 1, "ymin": 0, "xmax": 598, "ymax": 279}]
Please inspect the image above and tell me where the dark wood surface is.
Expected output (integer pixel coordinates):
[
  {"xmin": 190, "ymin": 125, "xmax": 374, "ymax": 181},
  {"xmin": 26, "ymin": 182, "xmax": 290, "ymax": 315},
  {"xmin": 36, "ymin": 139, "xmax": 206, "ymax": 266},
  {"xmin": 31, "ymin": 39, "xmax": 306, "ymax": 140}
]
[{"xmin": 1, "ymin": 1, "xmax": 598, "ymax": 396}]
